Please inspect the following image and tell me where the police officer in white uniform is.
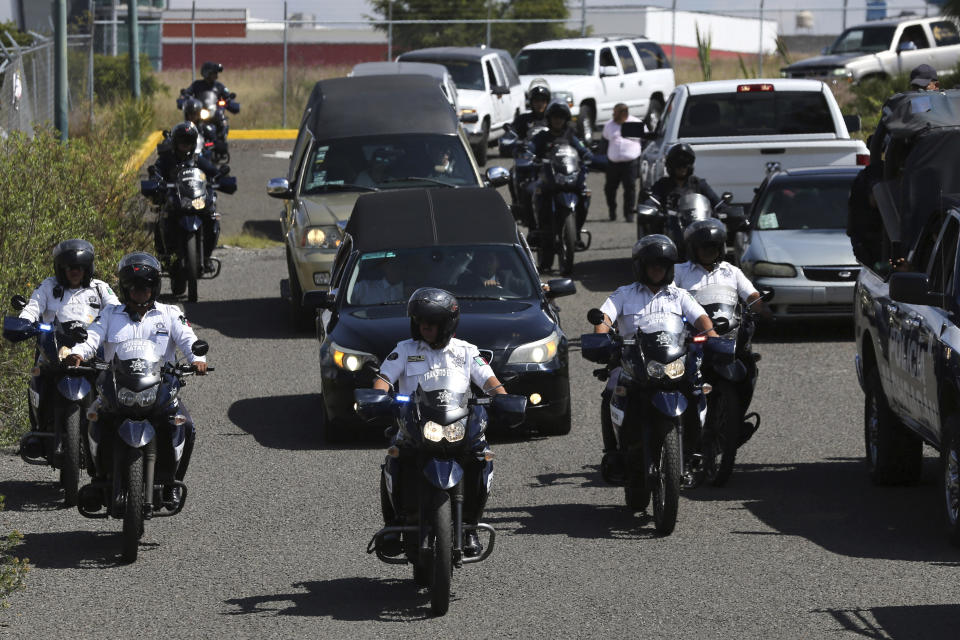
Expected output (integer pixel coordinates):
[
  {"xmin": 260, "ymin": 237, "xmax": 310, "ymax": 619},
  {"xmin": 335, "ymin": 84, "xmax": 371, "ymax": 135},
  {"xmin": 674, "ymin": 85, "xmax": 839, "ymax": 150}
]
[
  {"xmin": 19, "ymin": 239, "xmax": 120, "ymax": 326},
  {"xmin": 64, "ymin": 252, "xmax": 207, "ymax": 498},
  {"xmin": 374, "ymin": 287, "xmax": 506, "ymax": 557},
  {"xmin": 673, "ymin": 219, "xmax": 771, "ymax": 318},
  {"xmin": 593, "ymin": 235, "xmax": 717, "ymax": 470}
]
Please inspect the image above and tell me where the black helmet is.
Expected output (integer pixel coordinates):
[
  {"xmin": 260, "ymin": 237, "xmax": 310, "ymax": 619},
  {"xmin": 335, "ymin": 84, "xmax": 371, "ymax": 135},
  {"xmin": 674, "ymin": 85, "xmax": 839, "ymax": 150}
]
[
  {"xmin": 529, "ymin": 83, "xmax": 551, "ymax": 105},
  {"xmin": 53, "ymin": 239, "xmax": 95, "ymax": 288},
  {"xmin": 545, "ymin": 101, "xmax": 571, "ymax": 127},
  {"xmin": 632, "ymin": 234, "xmax": 679, "ymax": 287},
  {"xmin": 117, "ymin": 252, "xmax": 162, "ymax": 305},
  {"xmin": 407, "ymin": 287, "xmax": 459, "ymax": 349},
  {"xmin": 200, "ymin": 61, "xmax": 223, "ymax": 80},
  {"xmin": 183, "ymin": 98, "xmax": 203, "ymax": 122},
  {"xmin": 171, "ymin": 121, "xmax": 199, "ymax": 159},
  {"xmin": 684, "ymin": 218, "xmax": 727, "ymax": 268},
  {"xmin": 665, "ymin": 143, "xmax": 696, "ymax": 177}
]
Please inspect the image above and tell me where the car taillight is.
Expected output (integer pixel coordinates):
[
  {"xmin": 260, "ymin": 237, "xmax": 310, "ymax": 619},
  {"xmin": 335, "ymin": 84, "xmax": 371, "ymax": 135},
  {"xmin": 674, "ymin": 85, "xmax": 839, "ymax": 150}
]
[
  {"xmin": 856, "ymin": 153, "xmax": 870, "ymax": 166},
  {"xmin": 737, "ymin": 83, "xmax": 774, "ymax": 92}
]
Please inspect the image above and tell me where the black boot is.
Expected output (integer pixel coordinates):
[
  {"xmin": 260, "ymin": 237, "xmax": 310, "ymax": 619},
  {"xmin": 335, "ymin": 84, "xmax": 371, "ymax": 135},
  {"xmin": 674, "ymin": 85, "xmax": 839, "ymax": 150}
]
[
  {"xmin": 380, "ymin": 530, "xmax": 403, "ymax": 557},
  {"xmin": 463, "ymin": 530, "xmax": 483, "ymax": 558}
]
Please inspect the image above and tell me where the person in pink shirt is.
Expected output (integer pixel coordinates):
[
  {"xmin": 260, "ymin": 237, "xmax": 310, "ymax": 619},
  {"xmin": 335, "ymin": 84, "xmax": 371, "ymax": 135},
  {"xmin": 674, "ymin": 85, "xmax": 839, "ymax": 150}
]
[{"xmin": 602, "ymin": 103, "xmax": 643, "ymax": 222}]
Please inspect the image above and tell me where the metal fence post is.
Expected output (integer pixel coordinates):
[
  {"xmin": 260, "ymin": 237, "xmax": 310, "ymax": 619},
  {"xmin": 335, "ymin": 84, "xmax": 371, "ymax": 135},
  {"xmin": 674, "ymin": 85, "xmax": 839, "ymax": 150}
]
[
  {"xmin": 842, "ymin": 0, "xmax": 849, "ymax": 31},
  {"xmin": 486, "ymin": 0, "xmax": 492, "ymax": 47},
  {"xmin": 191, "ymin": 1, "xmax": 196, "ymax": 81},
  {"xmin": 757, "ymin": 0, "xmax": 764, "ymax": 78},
  {"xmin": 128, "ymin": 0, "xmax": 140, "ymax": 98},
  {"xmin": 671, "ymin": 0, "xmax": 677, "ymax": 69},
  {"xmin": 283, "ymin": 1, "xmax": 288, "ymax": 129},
  {"xmin": 88, "ymin": 0, "xmax": 94, "ymax": 126},
  {"xmin": 581, "ymin": 0, "xmax": 586, "ymax": 37},
  {"xmin": 55, "ymin": 0, "xmax": 67, "ymax": 139},
  {"xmin": 387, "ymin": 0, "xmax": 393, "ymax": 61},
  {"xmin": 111, "ymin": 0, "xmax": 117, "ymax": 56}
]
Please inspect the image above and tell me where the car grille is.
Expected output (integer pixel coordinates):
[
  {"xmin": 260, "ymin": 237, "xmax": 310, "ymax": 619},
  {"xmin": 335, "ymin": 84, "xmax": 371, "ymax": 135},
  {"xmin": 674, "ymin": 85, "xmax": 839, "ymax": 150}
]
[
  {"xmin": 802, "ymin": 266, "xmax": 860, "ymax": 282},
  {"xmin": 784, "ymin": 304, "xmax": 853, "ymax": 315},
  {"xmin": 478, "ymin": 349, "xmax": 495, "ymax": 365}
]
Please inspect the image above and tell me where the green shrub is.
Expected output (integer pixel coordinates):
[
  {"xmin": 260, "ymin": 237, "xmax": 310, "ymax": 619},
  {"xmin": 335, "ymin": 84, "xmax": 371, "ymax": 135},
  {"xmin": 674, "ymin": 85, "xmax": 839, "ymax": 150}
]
[
  {"xmin": 0, "ymin": 495, "xmax": 29, "ymax": 607},
  {"xmin": 92, "ymin": 53, "xmax": 166, "ymax": 105},
  {"xmin": 0, "ymin": 129, "xmax": 149, "ymax": 446}
]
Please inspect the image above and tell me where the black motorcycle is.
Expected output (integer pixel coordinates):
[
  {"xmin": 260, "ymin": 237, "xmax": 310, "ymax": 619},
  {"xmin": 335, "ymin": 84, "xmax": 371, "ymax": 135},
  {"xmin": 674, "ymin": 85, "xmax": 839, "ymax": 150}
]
[
  {"xmin": 499, "ymin": 122, "xmax": 547, "ymax": 228},
  {"xmin": 583, "ymin": 309, "xmax": 721, "ymax": 535},
  {"xmin": 3, "ymin": 302, "xmax": 95, "ymax": 506},
  {"xmin": 178, "ymin": 88, "xmax": 238, "ymax": 164},
  {"xmin": 531, "ymin": 142, "xmax": 592, "ymax": 275},
  {"xmin": 141, "ymin": 165, "xmax": 236, "ymax": 302},
  {"xmin": 694, "ymin": 285, "xmax": 767, "ymax": 486},
  {"xmin": 637, "ymin": 192, "xmax": 747, "ymax": 258},
  {"xmin": 76, "ymin": 338, "xmax": 211, "ymax": 563},
  {"xmin": 355, "ymin": 372, "xmax": 525, "ymax": 616}
]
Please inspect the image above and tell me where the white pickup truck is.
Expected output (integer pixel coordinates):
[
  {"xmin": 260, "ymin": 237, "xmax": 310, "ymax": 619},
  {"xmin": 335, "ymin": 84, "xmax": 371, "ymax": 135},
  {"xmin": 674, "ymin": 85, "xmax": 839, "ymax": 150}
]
[{"xmin": 638, "ymin": 79, "xmax": 869, "ymax": 205}]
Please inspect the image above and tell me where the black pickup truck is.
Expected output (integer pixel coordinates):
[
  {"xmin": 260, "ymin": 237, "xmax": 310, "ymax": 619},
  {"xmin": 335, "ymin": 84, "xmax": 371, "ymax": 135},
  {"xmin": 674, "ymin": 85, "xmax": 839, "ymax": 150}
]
[{"xmin": 854, "ymin": 90, "xmax": 960, "ymax": 545}]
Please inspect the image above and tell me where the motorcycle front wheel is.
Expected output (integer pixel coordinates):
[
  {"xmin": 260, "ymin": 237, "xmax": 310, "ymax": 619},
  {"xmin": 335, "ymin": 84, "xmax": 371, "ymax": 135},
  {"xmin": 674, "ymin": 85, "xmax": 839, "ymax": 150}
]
[
  {"xmin": 704, "ymin": 379, "xmax": 742, "ymax": 487},
  {"xmin": 430, "ymin": 490, "xmax": 452, "ymax": 616},
  {"xmin": 56, "ymin": 401, "xmax": 82, "ymax": 507},
  {"xmin": 185, "ymin": 233, "xmax": 201, "ymax": 303},
  {"xmin": 558, "ymin": 212, "xmax": 576, "ymax": 276},
  {"xmin": 651, "ymin": 426, "xmax": 681, "ymax": 536},
  {"xmin": 121, "ymin": 446, "xmax": 145, "ymax": 563}
]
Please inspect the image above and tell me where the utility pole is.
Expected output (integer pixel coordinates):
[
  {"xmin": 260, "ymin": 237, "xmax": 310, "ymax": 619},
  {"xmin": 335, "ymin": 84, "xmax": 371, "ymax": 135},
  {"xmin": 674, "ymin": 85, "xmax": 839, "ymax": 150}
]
[
  {"xmin": 843, "ymin": 0, "xmax": 849, "ymax": 31},
  {"xmin": 111, "ymin": 0, "xmax": 118, "ymax": 56},
  {"xmin": 129, "ymin": 0, "xmax": 140, "ymax": 98},
  {"xmin": 387, "ymin": 0, "xmax": 393, "ymax": 61},
  {"xmin": 283, "ymin": 1, "xmax": 288, "ymax": 128},
  {"xmin": 581, "ymin": 0, "xmax": 586, "ymax": 37},
  {"xmin": 55, "ymin": 0, "xmax": 68, "ymax": 140},
  {"xmin": 757, "ymin": 0, "xmax": 765, "ymax": 78},
  {"xmin": 671, "ymin": 0, "xmax": 677, "ymax": 69}
]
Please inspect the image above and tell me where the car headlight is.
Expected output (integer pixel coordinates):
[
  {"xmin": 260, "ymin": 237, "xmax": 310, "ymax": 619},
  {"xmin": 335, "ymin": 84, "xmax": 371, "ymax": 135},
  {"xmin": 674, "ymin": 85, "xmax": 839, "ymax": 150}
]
[
  {"xmin": 330, "ymin": 342, "xmax": 377, "ymax": 372},
  {"xmin": 646, "ymin": 358, "xmax": 684, "ymax": 379},
  {"xmin": 553, "ymin": 90, "xmax": 574, "ymax": 107},
  {"xmin": 752, "ymin": 261, "xmax": 797, "ymax": 278},
  {"xmin": 507, "ymin": 330, "xmax": 560, "ymax": 364},
  {"xmin": 301, "ymin": 225, "xmax": 342, "ymax": 249},
  {"xmin": 423, "ymin": 421, "xmax": 444, "ymax": 442},
  {"xmin": 118, "ymin": 387, "xmax": 137, "ymax": 407},
  {"xmin": 831, "ymin": 67, "xmax": 851, "ymax": 76}
]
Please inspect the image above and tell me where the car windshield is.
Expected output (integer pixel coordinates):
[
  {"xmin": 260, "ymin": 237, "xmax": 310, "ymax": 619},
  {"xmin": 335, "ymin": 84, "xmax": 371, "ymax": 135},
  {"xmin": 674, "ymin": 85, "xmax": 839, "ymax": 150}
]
[
  {"xmin": 755, "ymin": 175, "xmax": 857, "ymax": 231},
  {"xmin": 345, "ymin": 245, "xmax": 535, "ymax": 305},
  {"xmin": 678, "ymin": 91, "xmax": 835, "ymax": 137},
  {"xmin": 403, "ymin": 58, "xmax": 484, "ymax": 90},
  {"xmin": 516, "ymin": 49, "xmax": 595, "ymax": 76},
  {"xmin": 301, "ymin": 134, "xmax": 477, "ymax": 194},
  {"xmin": 829, "ymin": 26, "xmax": 896, "ymax": 54}
]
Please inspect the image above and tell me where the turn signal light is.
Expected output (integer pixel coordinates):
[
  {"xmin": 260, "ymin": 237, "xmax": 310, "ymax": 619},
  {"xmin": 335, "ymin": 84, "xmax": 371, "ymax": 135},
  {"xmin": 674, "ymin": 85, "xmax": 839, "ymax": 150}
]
[
  {"xmin": 387, "ymin": 446, "xmax": 400, "ymax": 458},
  {"xmin": 86, "ymin": 409, "xmax": 98, "ymax": 422},
  {"xmin": 483, "ymin": 450, "xmax": 495, "ymax": 462},
  {"xmin": 702, "ymin": 383, "xmax": 713, "ymax": 395}
]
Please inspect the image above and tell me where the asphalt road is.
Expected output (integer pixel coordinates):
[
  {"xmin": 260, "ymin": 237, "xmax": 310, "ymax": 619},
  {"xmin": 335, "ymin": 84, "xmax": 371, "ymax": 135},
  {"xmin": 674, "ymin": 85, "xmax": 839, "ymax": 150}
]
[{"xmin": 2, "ymin": 141, "xmax": 959, "ymax": 639}]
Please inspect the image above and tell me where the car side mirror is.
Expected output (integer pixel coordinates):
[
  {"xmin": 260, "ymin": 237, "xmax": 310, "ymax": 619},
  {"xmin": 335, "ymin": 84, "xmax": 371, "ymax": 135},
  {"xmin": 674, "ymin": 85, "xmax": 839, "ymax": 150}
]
[
  {"xmin": 545, "ymin": 278, "xmax": 576, "ymax": 299},
  {"xmin": 587, "ymin": 308, "xmax": 606, "ymax": 325},
  {"xmin": 889, "ymin": 272, "xmax": 941, "ymax": 306},
  {"xmin": 191, "ymin": 340, "xmax": 209, "ymax": 357},
  {"xmin": 460, "ymin": 111, "xmax": 479, "ymax": 124},
  {"xmin": 620, "ymin": 121, "xmax": 645, "ymax": 138},
  {"xmin": 302, "ymin": 290, "xmax": 334, "ymax": 311},
  {"xmin": 10, "ymin": 294, "xmax": 26, "ymax": 311},
  {"xmin": 599, "ymin": 65, "xmax": 619, "ymax": 77},
  {"xmin": 897, "ymin": 40, "xmax": 918, "ymax": 53},
  {"xmin": 491, "ymin": 85, "xmax": 509, "ymax": 96},
  {"xmin": 485, "ymin": 166, "xmax": 510, "ymax": 187},
  {"xmin": 266, "ymin": 177, "xmax": 293, "ymax": 199},
  {"xmin": 843, "ymin": 114, "xmax": 861, "ymax": 133}
]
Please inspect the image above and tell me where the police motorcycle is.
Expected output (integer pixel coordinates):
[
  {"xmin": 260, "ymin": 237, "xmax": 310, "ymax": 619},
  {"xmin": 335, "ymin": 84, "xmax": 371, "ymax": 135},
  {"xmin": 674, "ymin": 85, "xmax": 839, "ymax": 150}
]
[
  {"xmin": 75, "ymin": 338, "xmax": 212, "ymax": 563},
  {"xmin": 355, "ymin": 371, "xmax": 526, "ymax": 616},
  {"xmin": 531, "ymin": 141, "xmax": 593, "ymax": 276},
  {"xmin": 3, "ymin": 297, "xmax": 96, "ymax": 506},
  {"xmin": 141, "ymin": 164, "xmax": 237, "ymax": 302},
  {"xmin": 195, "ymin": 89, "xmax": 236, "ymax": 164},
  {"xmin": 582, "ymin": 308, "xmax": 726, "ymax": 535},
  {"xmin": 691, "ymin": 285, "xmax": 768, "ymax": 486},
  {"xmin": 499, "ymin": 121, "xmax": 548, "ymax": 228},
  {"xmin": 637, "ymin": 193, "xmax": 746, "ymax": 258}
]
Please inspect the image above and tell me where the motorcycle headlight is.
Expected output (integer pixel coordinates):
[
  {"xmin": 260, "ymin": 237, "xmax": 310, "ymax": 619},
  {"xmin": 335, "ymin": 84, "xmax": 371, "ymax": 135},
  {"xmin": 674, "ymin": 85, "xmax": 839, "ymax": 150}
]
[
  {"xmin": 301, "ymin": 225, "xmax": 342, "ymax": 249},
  {"xmin": 200, "ymin": 108, "xmax": 211, "ymax": 120},
  {"xmin": 443, "ymin": 419, "xmax": 466, "ymax": 442},
  {"xmin": 423, "ymin": 421, "xmax": 444, "ymax": 442},
  {"xmin": 663, "ymin": 358, "xmax": 685, "ymax": 379},
  {"xmin": 330, "ymin": 342, "xmax": 377, "ymax": 372},
  {"xmin": 191, "ymin": 196, "xmax": 206, "ymax": 210},
  {"xmin": 507, "ymin": 330, "xmax": 560, "ymax": 364},
  {"xmin": 136, "ymin": 386, "xmax": 158, "ymax": 407},
  {"xmin": 646, "ymin": 361, "xmax": 665, "ymax": 378},
  {"xmin": 117, "ymin": 387, "xmax": 137, "ymax": 407}
]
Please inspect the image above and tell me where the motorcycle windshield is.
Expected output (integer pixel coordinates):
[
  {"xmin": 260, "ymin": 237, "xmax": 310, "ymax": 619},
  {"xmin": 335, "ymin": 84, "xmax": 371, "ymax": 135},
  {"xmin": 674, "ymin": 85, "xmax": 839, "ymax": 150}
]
[
  {"xmin": 199, "ymin": 90, "xmax": 218, "ymax": 111},
  {"xmin": 526, "ymin": 123, "xmax": 548, "ymax": 140},
  {"xmin": 176, "ymin": 167, "xmax": 206, "ymax": 200},
  {"xmin": 551, "ymin": 144, "xmax": 579, "ymax": 177},
  {"xmin": 112, "ymin": 339, "xmax": 163, "ymax": 389},
  {"xmin": 693, "ymin": 284, "xmax": 740, "ymax": 332},
  {"xmin": 677, "ymin": 193, "xmax": 712, "ymax": 222},
  {"xmin": 413, "ymin": 368, "xmax": 470, "ymax": 424},
  {"xmin": 635, "ymin": 311, "xmax": 687, "ymax": 363}
]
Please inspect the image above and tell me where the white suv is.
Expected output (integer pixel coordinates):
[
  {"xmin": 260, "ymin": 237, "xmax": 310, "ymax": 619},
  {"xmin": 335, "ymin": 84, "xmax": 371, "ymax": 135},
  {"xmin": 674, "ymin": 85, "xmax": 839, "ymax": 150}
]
[{"xmin": 516, "ymin": 36, "xmax": 676, "ymax": 144}]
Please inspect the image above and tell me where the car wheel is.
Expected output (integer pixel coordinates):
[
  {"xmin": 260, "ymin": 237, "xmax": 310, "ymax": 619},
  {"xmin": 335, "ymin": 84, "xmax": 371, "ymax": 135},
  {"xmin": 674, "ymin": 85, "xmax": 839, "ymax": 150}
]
[
  {"xmin": 864, "ymin": 368, "xmax": 922, "ymax": 485},
  {"xmin": 943, "ymin": 416, "xmax": 960, "ymax": 546},
  {"xmin": 472, "ymin": 120, "xmax": 489, "ymax": 166},
  {"xmin": 286, "ymin": 249, "xmax": 314, "ymax": 332}
]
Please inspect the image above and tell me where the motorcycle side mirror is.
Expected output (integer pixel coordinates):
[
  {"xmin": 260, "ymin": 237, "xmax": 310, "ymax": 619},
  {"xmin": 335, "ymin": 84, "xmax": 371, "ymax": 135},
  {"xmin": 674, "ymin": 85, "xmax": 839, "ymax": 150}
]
[
  {"xmin": 191, "ymin": 340, "xmax": 209, "ymax": 357},
  {"xmin": 485, "ymin": 166, "xmax": 510, "ymax": 187},
  {"xmin": 721, "ymin": 192, "xmax": 733, "ymax": 204},
  {"xmin": 489, "ymin": 393, "xmax": 527, "ymax": 429},
  {"xmin": 759, "ymin": 287, "xmax": 774, "ymax": 302},
  {"xmin": 636, "ymin": 204, "xmax": 663, "ymax": 219},
  {"xmin": 10, "ymin": 295, "xmax": 26, "ymax": 311},
  {"xmin": 711, "ymin": 317, "xmax": 731, "ymax": 334},
  {"xmin": 587, "ymin": 308, "xmax": 606, "ymax": 326},
  {"xmin": 354, "ymin": 388, "xmax": 396, "ymax": 424},
  {"xmin": 2, "ymin": 316, "xmax": 39, "ymax": 343}
]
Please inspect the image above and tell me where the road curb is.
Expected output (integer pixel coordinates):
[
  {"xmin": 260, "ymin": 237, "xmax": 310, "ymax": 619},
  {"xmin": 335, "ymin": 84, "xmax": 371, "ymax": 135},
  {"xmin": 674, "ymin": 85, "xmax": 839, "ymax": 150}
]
[{"xmin": 125, "ymin": 129, "xmax": 299, "ymax": 172}]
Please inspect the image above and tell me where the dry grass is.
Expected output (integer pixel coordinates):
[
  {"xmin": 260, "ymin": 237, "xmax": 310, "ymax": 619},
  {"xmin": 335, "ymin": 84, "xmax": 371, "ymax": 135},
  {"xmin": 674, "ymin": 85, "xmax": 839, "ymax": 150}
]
[{"xmin": 672, "ymin": 49, "xmax": 821, "ymax": 85}]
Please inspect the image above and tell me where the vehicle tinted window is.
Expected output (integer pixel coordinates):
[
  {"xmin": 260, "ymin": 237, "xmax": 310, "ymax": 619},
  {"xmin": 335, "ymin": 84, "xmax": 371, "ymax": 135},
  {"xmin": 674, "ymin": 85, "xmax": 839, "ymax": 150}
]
[
  {"xmin": 931, "ymin": 21, "xmax": 960, "ymax": 47},
  {"xmin": 616, "ymin": 46, "xmax": 637, "ymax": 73},
  {"xmin": 755, "ymin": 176, "xmax": 856, "ymax": 231},
  {"xmin": 633, "ymin": 42, "xmax": 671, "ymax": 69},
  {"xmin": 830, "ymin": 26, "xmax": 896, "ymax": 53},
  {"xmin": 516, "ymin": 49, "xmax": 595, "ymax": 76},
  {"xmin": 678, "ymin": 91, "xmax": 834, "ymax": 137},
  {"xmin": 301, "ymin": 134, "xmax": 478, "ymax": 193},
  {"xmin": 929, "ymin": 218, "xmax": 959, "ymax": 295},
  {"xmin": 599, "ymin": 47, "xmax": 617, "ymax": 70},
  {"xmin": 346, "ymin": 245, "xmax": 535, "ymax": 305},
  {"xmin": 898, "ymin": 24, "xmax": 931, "ymax": 49},
  {"xmin": 485, "ymin": 59, "xmax": 501, "ymax": 90},
  {"xmin": 406, "ymin": 59, "xmax": 483, "ymax": 91}
]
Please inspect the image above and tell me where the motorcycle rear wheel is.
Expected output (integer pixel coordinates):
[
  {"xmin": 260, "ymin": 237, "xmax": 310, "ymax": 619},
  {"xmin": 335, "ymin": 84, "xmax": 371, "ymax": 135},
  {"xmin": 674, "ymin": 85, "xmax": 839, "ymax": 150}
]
[
  {"xmin": 651, "ymin": 427, "xmax": 681, "ymax": 536},
  {"xmin": 430, "ymin": 491, "xmax": 452, "ymax": 616},
  {"xmin": 121, "ymin": 447, "xmax": 144, "ymax": 563},
  {"xmin": 704, "ymin": 379, "xmax": 742, "ymax": 487},
  {"xmin": 56, "ymin": 402, "xmax": 82, "ymax": 507},
  {"xmin": 186, "ymin": 234, "xmax": 201, "ymax": 303}
]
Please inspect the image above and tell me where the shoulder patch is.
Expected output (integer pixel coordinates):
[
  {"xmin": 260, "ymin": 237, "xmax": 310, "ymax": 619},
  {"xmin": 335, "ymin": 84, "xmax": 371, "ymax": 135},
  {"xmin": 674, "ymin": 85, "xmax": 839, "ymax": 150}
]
[
  {"xmin": 386, "ymin": 352, "xmax": 399, "ymax": 361},
  {"xmin": 407, "ymin": 355, "xmax": 425, "ymax": 362},
  {"xmin": 178, "ymin": 314, "xmax": 190, "ymax": 327},
  {"xmin": 474, "ymin": 356, "xmax": 487, "ymax": 366}
]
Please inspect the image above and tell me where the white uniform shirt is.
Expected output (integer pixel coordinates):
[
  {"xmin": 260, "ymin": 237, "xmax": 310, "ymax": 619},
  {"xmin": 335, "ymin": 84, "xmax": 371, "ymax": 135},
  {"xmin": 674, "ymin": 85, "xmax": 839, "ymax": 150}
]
[
  {"xmin": 673, "ymin": 261, "xmax": 758, "ymax": 302},
  {"xmin": 600, "ymin": 282, "xmax": 707, "ymax": 338},
  {"xmin": 19, "ymin": 277, "xmax": 120, "ymax": 325},
  {"xmin": 378, "ymin": 337, "xmax": 495, "ymax": 396},
  {"xmin": 602, "ymin": 115, "xmax": 643, "ymax": 163},
  {"xmin": 70, "ymin": 302, "xmax": 205, "ymax": 365}
]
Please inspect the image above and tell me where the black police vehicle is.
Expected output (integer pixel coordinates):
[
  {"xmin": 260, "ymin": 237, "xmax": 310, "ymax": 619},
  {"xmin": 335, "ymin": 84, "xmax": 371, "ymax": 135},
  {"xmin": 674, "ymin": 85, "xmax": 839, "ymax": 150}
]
[{"xmin": 303, "ymin": 187, "xmax": 576, "ymax": 442}]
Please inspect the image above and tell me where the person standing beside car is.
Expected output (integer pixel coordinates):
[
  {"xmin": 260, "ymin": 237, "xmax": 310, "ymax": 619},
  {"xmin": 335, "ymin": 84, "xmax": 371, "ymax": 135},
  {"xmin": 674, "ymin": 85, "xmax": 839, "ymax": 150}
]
[{"xmin": 602, "ymin": 103, "xmax": 643, "ymax": 222}]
